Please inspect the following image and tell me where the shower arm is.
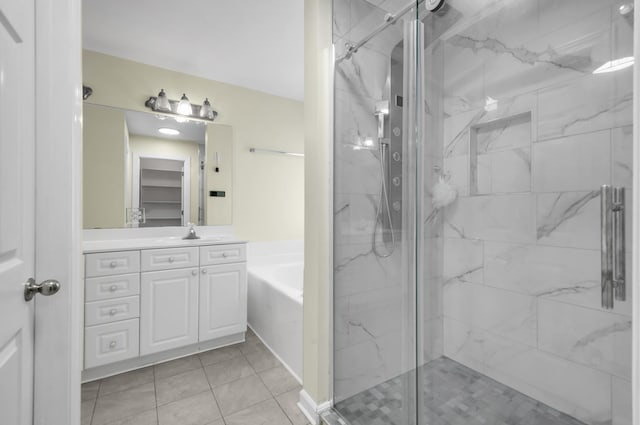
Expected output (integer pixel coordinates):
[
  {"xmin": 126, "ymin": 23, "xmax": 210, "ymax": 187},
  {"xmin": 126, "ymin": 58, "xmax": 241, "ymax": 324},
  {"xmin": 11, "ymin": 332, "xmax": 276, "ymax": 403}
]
[{"xmin": 336, "ymin": 0, "xmax": 427, "ymax": 62}]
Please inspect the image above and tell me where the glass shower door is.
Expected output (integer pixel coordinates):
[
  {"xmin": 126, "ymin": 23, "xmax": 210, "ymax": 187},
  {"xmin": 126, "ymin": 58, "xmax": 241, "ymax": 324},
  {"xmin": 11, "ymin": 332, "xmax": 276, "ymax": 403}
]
[
  {"xmin": 420, "ymin": 1, "xmax": 634, "ymax": 424},
  {"xmin": 332, "ymin": 1, "xmax": 424, "ymax": 424}
]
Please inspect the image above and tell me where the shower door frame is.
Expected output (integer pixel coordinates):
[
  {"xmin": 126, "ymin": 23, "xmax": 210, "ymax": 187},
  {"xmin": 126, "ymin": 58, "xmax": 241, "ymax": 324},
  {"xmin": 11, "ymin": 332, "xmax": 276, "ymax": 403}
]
[{"xmin": 632, "ymin": 3, "xmax": 640, "ymax": 424}]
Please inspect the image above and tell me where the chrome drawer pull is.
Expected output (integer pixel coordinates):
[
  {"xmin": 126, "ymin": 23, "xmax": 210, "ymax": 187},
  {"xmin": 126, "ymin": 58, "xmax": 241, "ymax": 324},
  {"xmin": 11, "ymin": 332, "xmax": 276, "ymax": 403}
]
[
  {"xmin": 109, "ymin": 285, "xmax": 118, "ymax": 292},
  {"xmin": 110, "ymin": 261, "xmax": 117, "ymax": 268},
  {"xmin": 109, "ymin": 341, "xmax": 117, "ymax": 349},
  {"xmin": 109, "ymin": 309, "xmax": 117, "ymax": 316}
]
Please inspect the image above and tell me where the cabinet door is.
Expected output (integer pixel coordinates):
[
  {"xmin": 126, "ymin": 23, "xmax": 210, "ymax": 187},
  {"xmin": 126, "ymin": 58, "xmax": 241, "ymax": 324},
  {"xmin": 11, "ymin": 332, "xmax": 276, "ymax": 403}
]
[
  {"xmin": 140, "ymin": 268, "xmax": 199, "ymax": 355},
  {"xmin": 199, "ymin": 263, "xmax": 247, "ymax": 341}
]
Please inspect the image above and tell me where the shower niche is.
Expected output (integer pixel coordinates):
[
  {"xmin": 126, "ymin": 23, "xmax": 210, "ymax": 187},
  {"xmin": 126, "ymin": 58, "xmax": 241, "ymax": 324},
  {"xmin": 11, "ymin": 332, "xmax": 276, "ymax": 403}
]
[{"xmin": 469, "ymin": 111, "xmax": 532, "ymax": 195}]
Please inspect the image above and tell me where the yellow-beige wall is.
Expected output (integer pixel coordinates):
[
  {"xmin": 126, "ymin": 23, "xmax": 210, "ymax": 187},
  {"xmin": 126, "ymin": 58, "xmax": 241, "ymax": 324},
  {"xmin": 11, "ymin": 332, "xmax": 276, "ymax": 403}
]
[
  {"xmin": 83, "ymin": 104, "xmax": 126, "ymax": 229},
  {"xmin": 83, "ymin": 50, "xmax": 304, "ymax": 240}
]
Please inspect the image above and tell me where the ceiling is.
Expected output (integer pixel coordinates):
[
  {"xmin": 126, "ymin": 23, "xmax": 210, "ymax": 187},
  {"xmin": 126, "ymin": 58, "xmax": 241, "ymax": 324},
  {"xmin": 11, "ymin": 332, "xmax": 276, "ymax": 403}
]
[
  {"xmin": 126, "ymin": 110, "xmax": 206, "ymax": 144},
  {"xmin": 83, "ymin": 0, "xmax": 304, "ymax": 101}
]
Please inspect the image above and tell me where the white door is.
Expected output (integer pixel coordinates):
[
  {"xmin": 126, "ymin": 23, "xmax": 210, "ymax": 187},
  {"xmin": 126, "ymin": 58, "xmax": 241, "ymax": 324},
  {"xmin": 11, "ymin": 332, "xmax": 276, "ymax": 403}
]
[
  {"xmin": 199, "ymin": 263, "xmax": 247, "ymax": 341},
  {"xmin": 0, "ymin": 1, "xmax": 36, "ymax": 424},
  {"xmin": 140, "ymin": 268, "xmax": 199, "ymax": 355}
]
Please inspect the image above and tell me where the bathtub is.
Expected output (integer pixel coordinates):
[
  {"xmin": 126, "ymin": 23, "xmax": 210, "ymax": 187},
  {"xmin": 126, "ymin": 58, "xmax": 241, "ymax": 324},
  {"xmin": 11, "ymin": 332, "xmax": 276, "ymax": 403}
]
[{"xmin": 247, "ymin": 240, "xmax": 303, "ymax": 382}]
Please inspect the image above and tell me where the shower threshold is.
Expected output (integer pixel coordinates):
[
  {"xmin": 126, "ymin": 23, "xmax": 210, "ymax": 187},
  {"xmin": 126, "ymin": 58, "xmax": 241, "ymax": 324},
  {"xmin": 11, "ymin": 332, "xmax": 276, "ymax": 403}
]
[{"xmin": 330, "ymin": 357, "xmax": 587, "ymax": 425}]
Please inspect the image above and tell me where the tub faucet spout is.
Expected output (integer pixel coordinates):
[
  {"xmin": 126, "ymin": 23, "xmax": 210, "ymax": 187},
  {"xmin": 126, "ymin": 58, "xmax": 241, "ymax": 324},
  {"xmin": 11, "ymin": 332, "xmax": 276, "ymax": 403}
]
[{"xmin": 183, "ymin": 222, "xmax": 200, "ymax": 240}]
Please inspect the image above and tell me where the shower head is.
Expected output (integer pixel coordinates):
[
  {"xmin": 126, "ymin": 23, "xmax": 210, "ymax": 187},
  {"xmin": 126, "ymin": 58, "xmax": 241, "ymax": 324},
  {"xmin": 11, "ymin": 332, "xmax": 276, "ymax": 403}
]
[
  {"xmin": 374, "ymin": 100, "xmax": 390, "ymax": 117},
  {"xmin": 374, "ymin": 100, "xmax": 389, "ymax": 141}
]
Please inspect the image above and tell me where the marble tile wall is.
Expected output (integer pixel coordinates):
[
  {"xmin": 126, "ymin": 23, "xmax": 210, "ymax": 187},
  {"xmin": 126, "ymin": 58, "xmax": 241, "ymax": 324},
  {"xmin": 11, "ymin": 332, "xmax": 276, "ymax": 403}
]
[{"xmin": 439, "ymin": 0, "xmax": 633, "ymax": 424}]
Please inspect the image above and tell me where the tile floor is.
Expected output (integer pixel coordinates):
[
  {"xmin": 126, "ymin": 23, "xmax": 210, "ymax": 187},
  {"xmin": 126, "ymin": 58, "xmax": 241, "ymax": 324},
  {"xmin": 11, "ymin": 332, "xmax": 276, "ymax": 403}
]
[
  {"xmin": 334, "ymin": 357, "xmax": 587, "ymax": 425},
  {"xmin": 82, "ymin": 330, "xmax": 310, "ymax": 425}
]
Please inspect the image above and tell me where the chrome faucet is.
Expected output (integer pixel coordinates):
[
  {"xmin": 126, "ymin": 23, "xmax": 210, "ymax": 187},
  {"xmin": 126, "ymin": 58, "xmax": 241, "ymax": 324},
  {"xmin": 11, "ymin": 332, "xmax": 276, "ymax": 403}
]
[{"xmin": 182, "ymin": 222, "xmax": 200, "ymax": 240}]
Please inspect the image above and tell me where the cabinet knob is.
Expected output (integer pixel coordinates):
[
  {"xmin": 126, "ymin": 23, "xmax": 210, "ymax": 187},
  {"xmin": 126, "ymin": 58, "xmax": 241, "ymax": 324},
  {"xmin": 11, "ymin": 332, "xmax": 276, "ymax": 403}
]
[
  {"xmin": 201, "ymin": 269, "xmax": 207, "ymax": 274},
  {"xmin": 109, "ymin": 261, "xmax": 117, "ymax": 268},
  {"xmin": 109, "ymin": 341, "xmax": 117, "ymax": 349},
  {"xmin": 109, "ymin": 285, "xmax": 118, "ymax": 292},
  {"xmin": 191, "ymin": 270, "xmax": 197, "ymax": 276},
  {"xmin": 222, "ymin": 252, "xmax": 228, "ymax": 258},
  {"xmin": 168, "ymin": 257, "xmax": 175, "ymax": 263},
  {"xmin": 109, "ymin": 309, "xmax": 117, "ymax": 316}
]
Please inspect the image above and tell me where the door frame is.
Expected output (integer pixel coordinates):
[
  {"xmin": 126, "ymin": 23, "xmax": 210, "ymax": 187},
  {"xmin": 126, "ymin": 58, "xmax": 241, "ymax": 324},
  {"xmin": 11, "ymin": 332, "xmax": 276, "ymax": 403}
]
[{"xmin": 33, "ymin": 0, "xmax": 82, "ymax": 424}]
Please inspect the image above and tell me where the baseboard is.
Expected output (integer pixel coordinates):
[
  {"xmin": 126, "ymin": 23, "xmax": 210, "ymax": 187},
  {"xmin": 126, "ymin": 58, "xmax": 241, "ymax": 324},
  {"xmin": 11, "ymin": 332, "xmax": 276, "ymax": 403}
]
[{"xmin": 298, "ymin": 389, "xmax": 331, "ymax": 425}]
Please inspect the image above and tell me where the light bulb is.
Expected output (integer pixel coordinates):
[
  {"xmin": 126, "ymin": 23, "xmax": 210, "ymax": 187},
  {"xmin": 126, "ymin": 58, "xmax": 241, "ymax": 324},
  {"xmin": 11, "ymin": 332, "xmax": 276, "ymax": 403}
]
[
  {"xmin": 200, "ymin": 98, "xmax": 214, "ymax": 119},
  {"xmin": 155, "ymin": 89, "xmax": 171, "ymax": 112},
  {"xmin": 177, "ymin": 93, "xmax": 193, "ymax": 116},
  {"xmin": 158, "ymin": 128, "xmax": 180, "ymax": 136}
]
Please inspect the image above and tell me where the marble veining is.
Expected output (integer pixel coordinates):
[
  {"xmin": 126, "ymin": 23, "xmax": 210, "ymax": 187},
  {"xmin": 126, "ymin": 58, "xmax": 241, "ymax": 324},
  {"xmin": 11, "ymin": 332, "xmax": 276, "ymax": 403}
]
[
  {"xmin": 536, "ymin": 191, "xmax": 599, "ymax": 240},
  {"xmin": 448, "ymin": 34, "xmax": 592, "ymax": 73}
]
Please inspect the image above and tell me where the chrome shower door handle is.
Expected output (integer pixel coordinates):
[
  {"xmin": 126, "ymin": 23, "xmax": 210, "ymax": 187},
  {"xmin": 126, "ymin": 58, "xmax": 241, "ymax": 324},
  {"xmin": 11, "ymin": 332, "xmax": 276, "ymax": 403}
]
[
  {"xmin": 613, "ymin": 187, "xmax": 626, "ymax": 301},
  {"xmin": 601, "ymin": 185, "xmax": 626, "ymax": 309},
  {"xmin": 601, "ymin": 185, "xmax": 614, "ymax": 309}
]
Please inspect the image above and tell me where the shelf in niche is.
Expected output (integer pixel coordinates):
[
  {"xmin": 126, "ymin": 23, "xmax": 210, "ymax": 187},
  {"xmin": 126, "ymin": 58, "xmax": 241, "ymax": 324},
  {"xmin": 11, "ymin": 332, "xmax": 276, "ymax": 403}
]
[
  {"xmin": 146, "ymin": 216, "xmax": 182, "ymax": 221},
  {"xmin": 141, "ymin": 168, "xmax": 182, "ymax": 173},
  {"xmin": 140, "ymin": 184, "xmax": 182, "ymax": 189},
  {"xmin": 141, "ymin": 200, "xmax": 181, "ymax": 204}
]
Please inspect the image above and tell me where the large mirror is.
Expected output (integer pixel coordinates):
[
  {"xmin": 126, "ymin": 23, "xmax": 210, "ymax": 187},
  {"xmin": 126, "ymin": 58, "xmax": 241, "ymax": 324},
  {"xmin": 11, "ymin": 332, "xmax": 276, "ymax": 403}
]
[{"xmin": 83, "ymin": 104, "xmax": 233, "ymax": 229}]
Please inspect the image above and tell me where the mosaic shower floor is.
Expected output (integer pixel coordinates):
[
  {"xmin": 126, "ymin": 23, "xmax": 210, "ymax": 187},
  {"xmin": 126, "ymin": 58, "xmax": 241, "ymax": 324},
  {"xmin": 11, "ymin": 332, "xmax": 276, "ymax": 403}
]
[{"xmin": 334, "ymin": 357, "xmax": 586, "ymax": 425}]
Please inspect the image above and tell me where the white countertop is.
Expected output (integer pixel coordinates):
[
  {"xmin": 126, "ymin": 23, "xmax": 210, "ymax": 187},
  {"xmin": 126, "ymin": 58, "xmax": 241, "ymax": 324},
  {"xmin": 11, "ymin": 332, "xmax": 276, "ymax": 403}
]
[{"xmin": 82, "ymin": 226, "xmax": 246, "ymax": 253}]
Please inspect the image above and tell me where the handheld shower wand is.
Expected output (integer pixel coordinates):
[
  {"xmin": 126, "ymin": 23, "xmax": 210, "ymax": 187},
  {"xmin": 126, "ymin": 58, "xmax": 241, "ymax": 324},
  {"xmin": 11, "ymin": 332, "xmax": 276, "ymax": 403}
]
[{"xmin": 372, "ymin": 101, "xmax": 396, "ymax": 258}]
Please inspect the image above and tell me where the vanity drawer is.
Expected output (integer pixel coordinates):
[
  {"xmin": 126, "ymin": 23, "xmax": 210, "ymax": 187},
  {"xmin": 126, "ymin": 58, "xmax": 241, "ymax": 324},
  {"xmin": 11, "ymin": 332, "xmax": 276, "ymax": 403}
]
[
  {"xmin": 86, "ymin": 251, "xmax": 140, "ymax": 277},
  {"xmin": 85, "ymin": 319, "xmax": 139, "ymax": 369},
  {"xmin": 85, "ymin": 296, "xmax": 140, "ymax": 326},
  {"xmin": 85, "ymin": 273, "xmax": 140, "ymax": 302},
  {"xmin": 141, "ymin": 247, "xmax": 199, "ymax": 271},
  {"xmin": 200, "ymin": 244, "xmax": 246, "ymax": 265}
]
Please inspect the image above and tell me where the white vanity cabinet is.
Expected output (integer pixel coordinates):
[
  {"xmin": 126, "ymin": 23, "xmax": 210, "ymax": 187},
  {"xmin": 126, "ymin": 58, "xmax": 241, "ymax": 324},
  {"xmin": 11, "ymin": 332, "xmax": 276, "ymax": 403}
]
[
  {"xmin": 199, "ymin": 263, "xmax": 247, "ymax": 341},
  {"xmin": 84, "ymin": 252, "xmax": 141, "ymax": 369},
  {"xmin": 83, "ymin": 241, "xmax": 247, "ymax": 376},
  {"xmin": 140, "ymin": 267, "xmax": 199, "ymax": 355}
]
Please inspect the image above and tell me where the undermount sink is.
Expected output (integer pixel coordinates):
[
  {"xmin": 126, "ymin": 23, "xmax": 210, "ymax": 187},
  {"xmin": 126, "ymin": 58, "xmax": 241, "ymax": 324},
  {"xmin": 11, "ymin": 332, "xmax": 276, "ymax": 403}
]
[{"xmin": 152, "ymin": 235, "xmax": 223, "ymax": 243}]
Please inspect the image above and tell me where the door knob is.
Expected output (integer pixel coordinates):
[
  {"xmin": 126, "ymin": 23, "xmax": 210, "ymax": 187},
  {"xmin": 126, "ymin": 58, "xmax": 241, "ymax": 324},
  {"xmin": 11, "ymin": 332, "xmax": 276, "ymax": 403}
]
[{"xmin": 24, "ymin": 278, "xmax": 61, "ymax": 301}]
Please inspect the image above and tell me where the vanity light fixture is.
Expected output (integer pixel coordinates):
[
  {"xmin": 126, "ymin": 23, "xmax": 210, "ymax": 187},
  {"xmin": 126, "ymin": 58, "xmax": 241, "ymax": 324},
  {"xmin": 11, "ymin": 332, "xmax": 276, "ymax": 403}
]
[
  {"xmin": 145, "ymin": 90, "xmax": 218, "ymax": 122},
  {"xmin": 158, "ymin": 128, "xmax": 180, "ymax": 136}
]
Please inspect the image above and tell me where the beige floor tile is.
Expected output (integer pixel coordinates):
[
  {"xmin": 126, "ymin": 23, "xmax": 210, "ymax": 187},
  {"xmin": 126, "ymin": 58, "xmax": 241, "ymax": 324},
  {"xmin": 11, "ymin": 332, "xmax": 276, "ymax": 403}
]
[
  {"xmin": 92, "ymin": 383, "xmax": 156, "ymax": 425},
  {"xmin": 154, "ymin": 354, "xmax": 202, "ymax": 380},
  {"xmin": 276, "ymin": 388, "xmax": 308, "ymax": 425},
  {"xmin": 81, "ymin": 399, "xmax": 95, "ymax": 425},
  {"xmin": 258, "ymin": 366, "xmax": 300, "ymax": 396},
  {"xmin": 224, "ymin": 399, "xmax": 292, "ymax": 425},
  {"xmin": 204, "ymin": 419, "xmax": 225, "ymax": 425},
  {"xmin": 101, "ymin": 409, "xmax": 157, "ymax": 425},
  {"xmin": 204, "ymin": 356, "xmax": 255, "ymax": 388},
  {"xmin": 157, "ymin": 390, "xmax": 220, "ymax": 425},
  {"xmin": 99, "ymin": 367, "xmax": 154, "ymax": 396},
  {"xmin": 212, "ymin": 375, "xmax": 272, "ymax": 416},
  {"xmin": 199, "ymin": 345, "xmax": 243, "ymax": 366},
  {"xmin": 82, "ymin": 380, "xmax": 100, "ymax": 402},
  {"xmin": 243, "ymin": 345, "xmax": 281, "ymax": 372},
  {"xmin": 155, "ymin": 368, "xmax": 210, "ymax": 406}
]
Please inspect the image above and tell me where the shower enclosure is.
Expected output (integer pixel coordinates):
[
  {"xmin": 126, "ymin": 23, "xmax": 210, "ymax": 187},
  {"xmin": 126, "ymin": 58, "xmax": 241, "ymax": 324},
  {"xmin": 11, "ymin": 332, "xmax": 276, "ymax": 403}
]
[{"xmin": 332, "ymin": 0, "xmax": 634, "ymax": 424}]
